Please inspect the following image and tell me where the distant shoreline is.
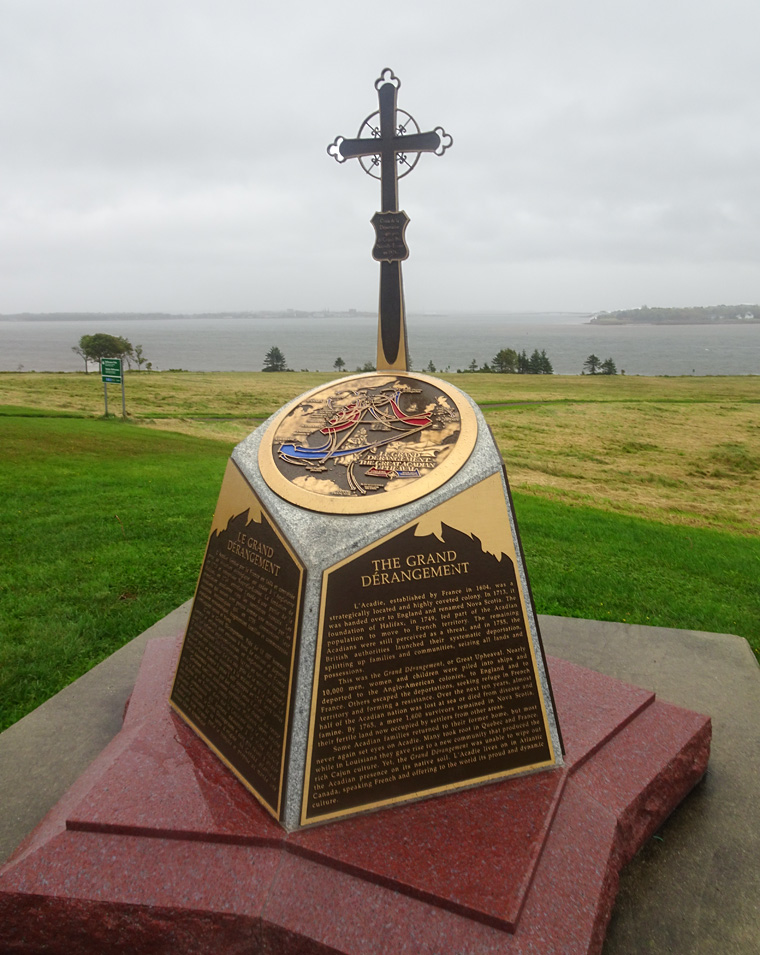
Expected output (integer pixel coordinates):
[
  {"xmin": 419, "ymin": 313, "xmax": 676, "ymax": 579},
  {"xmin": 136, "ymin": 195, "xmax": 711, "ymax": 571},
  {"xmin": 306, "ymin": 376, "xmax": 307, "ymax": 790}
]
[
  {"xmin": 0, "ymin": 310, "xmax": 378, "ymax": 323},
  {"xmin": 589, "ymin": 318, "xmax": 760, "ymax": 325},
  {"xmin": 590, "ymin": 304, "xmax": 760, "ymax": 326},
  {"xmin": 6, "ymin": 309, "xmax": 759, "ymax": 327},
  {"xmin": 0, "ymin": 310, "xmax": 590, "ymax": 323}
]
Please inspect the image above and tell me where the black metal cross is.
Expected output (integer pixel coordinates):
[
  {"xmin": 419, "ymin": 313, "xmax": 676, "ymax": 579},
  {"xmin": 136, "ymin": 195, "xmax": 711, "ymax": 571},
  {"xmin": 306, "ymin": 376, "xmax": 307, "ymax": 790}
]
[{"xmin": 329, "ymin": 68, "xmax": 451, "ymax": 372}]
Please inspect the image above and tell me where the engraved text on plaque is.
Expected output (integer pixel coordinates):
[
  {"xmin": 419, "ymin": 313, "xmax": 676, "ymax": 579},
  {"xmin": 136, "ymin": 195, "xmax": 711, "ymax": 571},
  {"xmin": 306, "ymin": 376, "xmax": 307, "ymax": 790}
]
[
  {"xmin": 302, "ymin": 474, "xmax": 555, "ymax": 824},
  {"xmin": 171, "ymin": 460, "xmax": 304, "ymax": 820}
]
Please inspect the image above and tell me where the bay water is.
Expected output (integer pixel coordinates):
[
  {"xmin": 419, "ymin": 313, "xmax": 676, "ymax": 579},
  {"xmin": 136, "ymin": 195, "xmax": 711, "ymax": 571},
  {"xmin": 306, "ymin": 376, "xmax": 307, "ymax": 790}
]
[{"xmin": 1, "ymin": 313, "xmax": 758, "ymax": 377}]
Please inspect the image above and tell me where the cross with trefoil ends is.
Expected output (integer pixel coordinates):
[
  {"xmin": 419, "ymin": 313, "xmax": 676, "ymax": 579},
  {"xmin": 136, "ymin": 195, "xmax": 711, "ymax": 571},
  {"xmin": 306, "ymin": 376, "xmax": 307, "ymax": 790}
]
[{"xmin": 328, "ymin": 68, "xmax": 452, "ymax": 372}]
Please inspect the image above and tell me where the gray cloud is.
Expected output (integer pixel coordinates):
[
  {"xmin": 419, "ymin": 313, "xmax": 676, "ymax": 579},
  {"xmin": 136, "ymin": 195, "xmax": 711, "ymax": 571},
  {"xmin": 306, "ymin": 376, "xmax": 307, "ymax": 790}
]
[{"xmin": 1, "ymin": 0, "xmax": 758, "ymax": 313}]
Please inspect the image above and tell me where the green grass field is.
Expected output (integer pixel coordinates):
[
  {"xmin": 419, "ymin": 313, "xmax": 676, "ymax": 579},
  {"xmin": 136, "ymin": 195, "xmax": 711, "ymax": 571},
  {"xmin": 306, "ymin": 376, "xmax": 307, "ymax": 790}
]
[
  {"xmin": 1, "ymin": 371, "xmax": 758, "ymax": 732},
  {"xmin": 0, "ymin": 415, "xmax": 231, "ymax": 730}
]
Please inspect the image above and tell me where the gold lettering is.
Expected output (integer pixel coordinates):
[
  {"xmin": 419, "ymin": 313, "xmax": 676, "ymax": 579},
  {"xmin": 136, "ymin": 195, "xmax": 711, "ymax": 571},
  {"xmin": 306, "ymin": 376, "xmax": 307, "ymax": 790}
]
[{"xmin": 309, "ymin": 559, "xmax": 549, "ymax": 817}]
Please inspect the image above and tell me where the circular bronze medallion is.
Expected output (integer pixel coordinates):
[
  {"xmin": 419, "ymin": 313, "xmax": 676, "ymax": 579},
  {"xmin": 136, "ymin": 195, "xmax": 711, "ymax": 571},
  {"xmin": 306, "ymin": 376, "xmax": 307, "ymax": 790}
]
[{"xmin": 258, "ymin": 373, "xmax": 477, "ymax": 514}]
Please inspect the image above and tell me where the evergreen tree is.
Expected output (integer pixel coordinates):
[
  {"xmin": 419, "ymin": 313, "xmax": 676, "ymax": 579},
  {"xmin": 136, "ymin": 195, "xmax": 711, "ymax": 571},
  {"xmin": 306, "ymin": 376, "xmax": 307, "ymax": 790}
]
[
  {"xmin": 600, "ymin": 357, "xmax": 617, "ymax": 375},
  {"xmin": 517, "ymin": 349, "xmax": 531, "ymax": 374},
  {"xmin": 528, "ymin": 349, "xmax": 543, "ymax": 374},
  {"xmin": 535, "ymin": 349, "xmax": 553, "ymax": 374},
  {"xmin": 492, "ymin": 348, "xmax": 518, "ymax": 373},
  {"xmin": 583, "ymin": 354, "xmax": 601, "ymax": 375},
  {"xmin": 262, "ymin": 346, "xmax": 286, "ymax": 372},
  {"xmin": 334, "ymin": 356, "xmax": 346, "ymax": 372}
]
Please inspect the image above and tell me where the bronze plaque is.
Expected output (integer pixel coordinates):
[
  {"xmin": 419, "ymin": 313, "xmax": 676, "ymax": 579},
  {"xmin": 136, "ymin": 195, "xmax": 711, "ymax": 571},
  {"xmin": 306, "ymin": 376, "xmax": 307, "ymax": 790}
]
[
  {"xmin": 371, "ymin": 210, "xmax": 410, "ymax": 262},
  {"xmin": 170, "ymin": 459, "xmax": 304, "ymax": 820},
  {"xmin": 258, "ymin": 373, "xmax": 477, "ymax": 514},
  {"xmin": 302, "ymin": 473, "xmax": 557, "ymax": 825}
]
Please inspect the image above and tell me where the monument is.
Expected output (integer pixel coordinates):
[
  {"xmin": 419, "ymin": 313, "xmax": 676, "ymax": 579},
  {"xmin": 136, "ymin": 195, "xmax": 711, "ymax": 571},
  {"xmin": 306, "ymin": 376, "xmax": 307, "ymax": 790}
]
[
  {"xmin": 0, "ymin": 69, "xmax": 711, "ymax": 955},
  {"xmin": 170, "ymin": 67, "xmax": 564, "ymax": 830}
]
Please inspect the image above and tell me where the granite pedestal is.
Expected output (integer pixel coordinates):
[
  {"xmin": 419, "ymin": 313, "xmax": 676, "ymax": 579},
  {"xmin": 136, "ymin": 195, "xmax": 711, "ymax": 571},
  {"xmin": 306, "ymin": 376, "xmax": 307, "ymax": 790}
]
[{"xmin": 0, "ymin": 628, "xmax": 709, "ymax": 954}]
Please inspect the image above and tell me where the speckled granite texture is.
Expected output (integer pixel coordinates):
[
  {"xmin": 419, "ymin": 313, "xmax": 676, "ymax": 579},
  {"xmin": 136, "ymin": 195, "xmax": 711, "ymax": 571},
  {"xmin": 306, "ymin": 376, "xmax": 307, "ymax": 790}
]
[{"xmin": 0, "ymin": 635, "xmax": 710, "ymax": 955}]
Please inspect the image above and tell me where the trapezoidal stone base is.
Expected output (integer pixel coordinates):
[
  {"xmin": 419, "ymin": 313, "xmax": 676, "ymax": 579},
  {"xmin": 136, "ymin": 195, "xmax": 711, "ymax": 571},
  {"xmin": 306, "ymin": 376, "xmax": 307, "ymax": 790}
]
[
  {"xmin": 170, "ymin": 374, "xmax": 565, "ymax": 831},
  {"xmin": 0, "ymin": 635, "xmax": 710, "ymax": 955}
]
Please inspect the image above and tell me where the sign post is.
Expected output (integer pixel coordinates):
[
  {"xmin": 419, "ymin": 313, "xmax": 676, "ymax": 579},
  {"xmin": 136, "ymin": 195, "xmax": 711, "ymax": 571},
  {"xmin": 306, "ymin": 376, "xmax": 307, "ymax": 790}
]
[{"xmin": 100, "ymin": 358, "xmax": 125, "ymax": 417}]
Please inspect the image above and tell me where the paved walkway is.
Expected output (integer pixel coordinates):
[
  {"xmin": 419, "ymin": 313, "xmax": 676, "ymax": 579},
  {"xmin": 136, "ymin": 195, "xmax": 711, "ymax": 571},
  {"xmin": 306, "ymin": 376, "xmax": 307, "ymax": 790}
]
[{"xmin": 1, "ymin": 606, "xmax": 758, "ymax": 954}]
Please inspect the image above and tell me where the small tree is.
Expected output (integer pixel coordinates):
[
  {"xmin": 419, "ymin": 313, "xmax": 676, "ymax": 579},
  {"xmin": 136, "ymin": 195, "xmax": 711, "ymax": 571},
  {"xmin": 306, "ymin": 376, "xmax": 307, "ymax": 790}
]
[
  {"xmin": 74, "ymin": 333, "xmax": 135, "ymax": 372},
  {"xmin": 583, "ymin": 354, "xmax": 601, "ymax": 375},
  {"xmin": 425, "ymin": 359, "xmax": 436, "ymax": 373},
  {"xmin": 134, "ymin": 344, "xmax": 148, "ymax": 371},
  {"xmin": 517, "ymin": 349, "xmax": 531, "ymax": 374},
  {"xmin": 71, "ymin": 344, "xmax": 91, "ymax": 373},
  {"xmin": 600, "ymin": 357, "xmax": 617, "ymax": 375},
  {"xmin": 467, "ymin": 358, "xmax": 478, "ymax": 373},
  {"xmin": 492, "ymin": 348, "xmax": 518, "ymax": 373},
  {"xmin": 530, "ymin": 349, "xmax": 553, "ymax": 374},
  {"xmin": 334, "ymin": 357, "xmax": 346, "ymax": 372},
  {"xmin": 263, "ymin": 346, "xmax": 286, "ymax": 372}
]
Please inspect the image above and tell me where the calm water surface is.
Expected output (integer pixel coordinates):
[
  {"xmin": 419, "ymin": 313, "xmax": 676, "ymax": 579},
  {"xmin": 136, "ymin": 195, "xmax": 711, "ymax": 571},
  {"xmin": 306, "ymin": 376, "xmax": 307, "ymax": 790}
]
[{"xmin": 1, "ymin": 313, "xmax": 758, "ymax": 377}]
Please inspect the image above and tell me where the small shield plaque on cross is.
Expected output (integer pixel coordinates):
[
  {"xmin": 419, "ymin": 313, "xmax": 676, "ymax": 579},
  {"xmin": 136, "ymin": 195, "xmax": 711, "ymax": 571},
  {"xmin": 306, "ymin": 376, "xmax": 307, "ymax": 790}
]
[{"xmin": 371, "ymin": 210, "xmax": 410, "ymax": 263}]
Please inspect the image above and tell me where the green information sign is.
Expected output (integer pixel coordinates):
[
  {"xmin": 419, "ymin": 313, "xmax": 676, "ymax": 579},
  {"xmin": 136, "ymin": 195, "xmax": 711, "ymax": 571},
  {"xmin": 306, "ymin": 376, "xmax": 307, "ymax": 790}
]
[
  {"xmin": 100, "ymin": 357, "xmax": 126, "ymax": 417},
  {"xmin": 101, "ymin": 358, "xmax": 123, "ymax": 383}
]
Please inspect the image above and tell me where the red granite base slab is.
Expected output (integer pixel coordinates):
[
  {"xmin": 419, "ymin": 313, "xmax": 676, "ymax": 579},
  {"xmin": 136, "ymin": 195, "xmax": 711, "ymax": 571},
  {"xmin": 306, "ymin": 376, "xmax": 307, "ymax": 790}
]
[{"xmin": 0, "ymin": 636, "xmax": 711, "ymax": 955}]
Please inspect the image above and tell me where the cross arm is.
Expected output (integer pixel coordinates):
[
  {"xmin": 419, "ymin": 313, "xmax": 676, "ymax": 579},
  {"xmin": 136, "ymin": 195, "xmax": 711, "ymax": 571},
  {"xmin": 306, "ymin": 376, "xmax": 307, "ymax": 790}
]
[{"xmin": 338, "ymin": 130, "xmax": 442, "ymax": 161}]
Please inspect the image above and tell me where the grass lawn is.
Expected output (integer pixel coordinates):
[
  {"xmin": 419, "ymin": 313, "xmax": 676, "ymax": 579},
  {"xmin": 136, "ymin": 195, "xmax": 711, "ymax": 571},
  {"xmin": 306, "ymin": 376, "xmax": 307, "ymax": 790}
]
[
  {"xmin": 4, "ymin": 370, "xmax": 757, "ymax": 533},
  {"xmin": 1, "ymin": 371, "xmax": 758, "ymax": 731},
  {"xmin": 0, "ymin": 415, "xmax": 232, "ymax": 730}
]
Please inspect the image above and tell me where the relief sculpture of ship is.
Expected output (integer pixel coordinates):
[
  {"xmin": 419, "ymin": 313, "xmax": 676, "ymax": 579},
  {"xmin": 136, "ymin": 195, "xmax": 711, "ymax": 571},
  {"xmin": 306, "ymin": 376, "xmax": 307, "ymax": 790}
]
[{"xmin": 263, "ymin": 373, "xmax": 476, "ymax": 510}]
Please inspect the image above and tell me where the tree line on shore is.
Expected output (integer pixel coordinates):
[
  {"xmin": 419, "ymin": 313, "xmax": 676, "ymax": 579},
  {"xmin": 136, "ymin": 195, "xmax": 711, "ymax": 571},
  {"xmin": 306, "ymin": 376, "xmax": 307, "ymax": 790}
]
[
  {"xmin": 582, "ymin": 354, "xmax": 618, "ymax": 375},
  {"xmin": 72, "ymin": 334, "xmax": 150, "ymax": 373},
  {"xmin": 263, "ymin": 347, "xmax": 376, "ymax": 373},
  {"xmin": 70, "ymin": 337, "xmax": 617, "ymax": 377},
  {"xmin": 264, "ymin": 348, "xmax": 561, "ymax": 375},
  {"xmin": 461, "ymin": 348, "xmax": 554, "ymax": 374},
  {"xmin": 457, "ymin": 350, "xmax": 618, "ymax": 375},
  {"xmin": 264, "ymin": 346, "xmax": 621, "ymax": 375}
]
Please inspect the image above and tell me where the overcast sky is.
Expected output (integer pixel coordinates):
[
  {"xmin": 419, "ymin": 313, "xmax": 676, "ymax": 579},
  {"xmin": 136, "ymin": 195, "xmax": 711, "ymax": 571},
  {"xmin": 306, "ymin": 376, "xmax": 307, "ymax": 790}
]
[{"xmin": 1, "ymin": 0, "xmax": 758, "ymax": 314}]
